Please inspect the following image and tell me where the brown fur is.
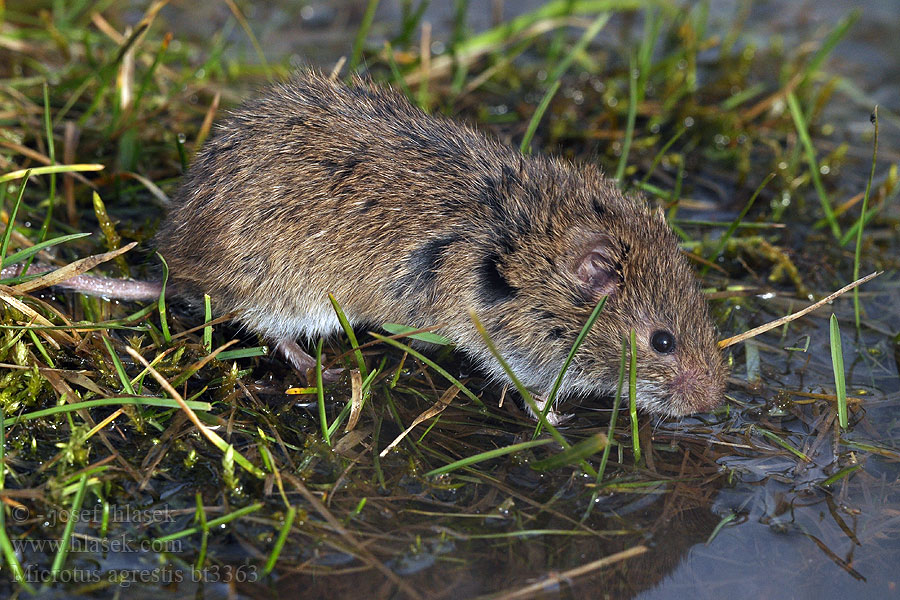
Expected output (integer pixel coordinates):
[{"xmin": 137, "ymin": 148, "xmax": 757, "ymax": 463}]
[{"xmin": 155, "ymin": 71, "xmax": 726, "ymax": 418}]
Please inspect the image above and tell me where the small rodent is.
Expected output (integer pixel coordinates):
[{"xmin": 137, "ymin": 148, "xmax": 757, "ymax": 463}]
[{"xmin": 31, "ymin": 72, "xmax": 728, "ymax": 420}]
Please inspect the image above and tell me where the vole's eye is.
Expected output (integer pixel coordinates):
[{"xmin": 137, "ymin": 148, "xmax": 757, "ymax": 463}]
[{"xmin": 650, "ymin": 330, "xmax": 676, "ymax": 354}]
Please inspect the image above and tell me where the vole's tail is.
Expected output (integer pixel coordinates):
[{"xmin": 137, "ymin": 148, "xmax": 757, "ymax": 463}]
[{"xmin": 1, "ymin": 264, "xmax": 164, "ymax": 301}]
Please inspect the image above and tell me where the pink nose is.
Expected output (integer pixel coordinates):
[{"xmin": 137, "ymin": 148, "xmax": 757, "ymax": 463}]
[{"xmin": 670, "ymin": 368, "xmax": 724, "ymax": 414}]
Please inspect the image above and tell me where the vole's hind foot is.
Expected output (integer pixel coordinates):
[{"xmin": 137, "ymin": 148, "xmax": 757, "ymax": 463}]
[
  {"xmin": 274, "ymin": 339, "xmax": 344, "ymax": 383},
  {"xmin": 527, "ymin": 394, "xmax": 572, "ymax": 426}
]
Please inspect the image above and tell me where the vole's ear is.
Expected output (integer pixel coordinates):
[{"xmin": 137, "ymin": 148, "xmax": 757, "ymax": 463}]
[{"xmin": 575, "ymin": 235, "xmax": 623, "ymax": 301}]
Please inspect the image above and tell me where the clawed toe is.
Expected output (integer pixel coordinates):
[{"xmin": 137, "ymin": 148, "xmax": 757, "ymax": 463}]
[{"xmin": 274, "ymin": 339, "xmax": 346, "ymax": 384}]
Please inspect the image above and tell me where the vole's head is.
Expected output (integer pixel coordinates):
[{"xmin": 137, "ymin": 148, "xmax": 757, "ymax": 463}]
[
  {"xmin": 564, "ymin": 209, "xmax": 726, "ymax": 417},
  {"xmin": 490, "ymin": 161, "xmax": 726, "ymax": 418}
]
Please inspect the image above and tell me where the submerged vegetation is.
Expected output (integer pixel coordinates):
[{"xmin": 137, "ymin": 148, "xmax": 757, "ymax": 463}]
[{"xmin": 0, "ymin": 0, "xmax": 897, "ymax": 597}]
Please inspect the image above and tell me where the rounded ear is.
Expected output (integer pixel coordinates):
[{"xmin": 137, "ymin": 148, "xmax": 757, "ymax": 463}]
[{"xmin": 575, "ymin": 236, "xmax": 622, "ymax": 300}]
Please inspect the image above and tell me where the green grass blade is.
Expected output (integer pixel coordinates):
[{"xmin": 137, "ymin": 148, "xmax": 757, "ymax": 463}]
[
  {"xmin": 381, "ymin": 323, "xmax": 452, "ymax": 345},
  {"xmin": 853, "ymin": 108, "xmax": 878, "ymax": 329},
  {"xmin": 530, "ymin": 433, "xmax": 607, "ymax": 471},
  {"xmin": 315, "ymin": 338, "xmax": 330, "ymax": 446},
  {"xmin": 787, "ymin": 91, "xmax": 841, "ymax": 239},
  {"xmin": 520, "ymin": 80, "xmax": 560, "ymax": 154},
  {"xmin": 216, "ymin": 347, "xmax": 268, "ymax": 360},
  {"xmin": 799, "ymin": 10, "xmax": 859, "ymax": 86},
  {"xmin": 11, "ymin": 397, "xmax": 211, "ymax": 424},
  {"xmin": 102, "ymin": 336, "xmax": 135, "ymax": 394},
  {"xmin": 156, "ymin": 252, "xmax": 171, "ymax": 343},
  {"xmin": 329, "ymin": 294, "xmax": 368, "ymax": 379},
  {"xmin": 193, "ymin": 492, "xmax": 209, "ymax": 570},
  {"xmin": 425, "ymin": 439, "xmax": 553, "ymax": 477},
  {"xmin": 706, "ymin": 511, "xmax": 738, "ymax": 545},
  {"xmin": 520, "ymin": 13, "xmax": 610, "ymax": 154},
  {"xmin": 350, "ymin": 0, "xmax": 380, "ymax": 73},
  {"xmin": 0, "ymin": 164, "xmax": 104, "ymax": 184},
  {"xmin": 615, "ymin": 54, "xmax": 639, "ymax": 185},
  {"xmin": 0, "ymin": 169, "xmax": 31, "ymax": 263},
  {"xmin": 37, "ymin": 81, "xmax": 57, "ymax": 248},
  {"xmin": 369, "ymin": 332, "xmax": 484, "ymax": 407},
  {"xmin": 51, "ymin": 473, "xmax": 88, "ymax": 577},
  {"xmin": 640, "ymin": 126, "xmax": 686, "ymax": 186},
  {"xmin": 1, "ymin": 232, "xmax": 92, "ymax": 270},
  {"xmin": 629, "ymin": 329, "xmax": 640, "ymax": 463},
  {"xmin": 469, "ymin": 312, "xmax": 597, "ymax": 477},
  {"xmin": 264, "ymin": 505, "xmax": 297, "ymax": 575},
  {"xmin": 753, "ymin": 426, "xmax": 812, "ymax": 462},
  {"xmin": 830, "ymin": 314, "xmax": 848, "ymax": 429},
  {"xmin": 153, "ymin": 503, "xmax": 263, "ymax": 544},
  {"xmin": 0, "ymin": 411, "xmax": 32, "ymax": 591},
  {"xmin": 535, "ymin": 296, "xmax": 607, "ymax": 437},
  {"xmin": 203, "ymin": 294, "xmax": 212, "ymax": 353},
  {"xmin": 701, "ymin": 172, "xmax": 775, "ymax": 277}
]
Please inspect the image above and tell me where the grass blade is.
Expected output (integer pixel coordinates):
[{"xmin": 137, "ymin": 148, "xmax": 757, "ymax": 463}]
[
  {"xmin": 264, "ymin": 505, "xmax": 297, "ymax": 575},
  {"xmin": 520, "ymin": 13, "xmax": 610, "ymax": 154},
  {"xmin": 425, "ymin": 439, "xmax": 553, "ymax": 477},
  {"xmin": 530, "ymin": 433, "xmax": 607, "ymax": 471},
  {"xmin": 0, "ymin": 164, "xmax": 104, "ymax": 183},
  {"xmin": 102, "ymin": 335, "xmax": 136, "ymax": 395},
  {"xmin": 381, "ymin": 323, "xmax": 452, "ymax": 345},
  {"xmin": 12, "ymin": 397, "xmax": 212, "ymax": 424},
  {"xmin": 853, "ymin": 107, "xmax": 878, "ymax": 329},
  {"xmin": 203, "ymin": 293, "xmax": 212, "ymax": 353},
  {"xmin": 369, "ymin": 332, "xmax": 483, "ymax": 407},
  {"xmin": 154, "ymin": 503, "xmax": 263, "ymax": 544},
  {"xmin": 315, "ymin": 338, "xmax": 330, "ymax": 446},
  {"xmin": 330, "ymin": 294, "xmax": 368, "ymax": 379},
  {"xmin": 701, "ymin": 173, "xmax": 775, "ymax": 277},
  {"xmin": 615, "ymin": 54, "xmax": 639, "ymax": 185},
  {"xmin": 787, "ymin": 91, "xmax": 841, "ymax": 239},
  {"xmin": 469, "ymin": 312, "xmax": 597, "ymax": 478},
  {"xmin": 535, "ymin": 296, "xmax": 607, "ymax": 437},
  {"xmin": 830, "ymin": 314, "xmax": 848, "ymax": 429},
  {"xmin": 0, "ymin": 169, "xmax": 31, "ymax": 264},
  {"xmin": 156, "ymin": 252, "xmax": 171, "ymax": 343},
  {"xmin": 350, "ymin": 0, "xmax": 380, "ymax": 73},
  {"xmin": 1, "ymin": 232, "xmax": 92, "ymax": 270},
  {"xmin": 51, "ymin": 473, "xmax": 88, "ymax": 577},
  {"xmin": 0, "ymin": 412, "xmax": 32, "ymax": 591},
  {"xmin": 629, "ymin": 329, "xmax": 640, "ymax": 463}
]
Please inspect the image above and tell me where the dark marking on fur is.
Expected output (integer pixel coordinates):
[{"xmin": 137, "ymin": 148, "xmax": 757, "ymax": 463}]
[
  {"xmin": 392, "ymin": 234, "xmax": 461, "ymax": 300},
  {"xmin": 548, "ymin": 326, "xmax": 565, "ymax": 340},
  {"xmin": 478, "ymin": 252, "xmax": 518, "ymax": 304}
]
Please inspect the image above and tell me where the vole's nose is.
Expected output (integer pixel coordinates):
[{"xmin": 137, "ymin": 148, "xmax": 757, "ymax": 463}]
[{"xmin": 669, "ymin": 366, "xmax": 725, "ymax": 415}]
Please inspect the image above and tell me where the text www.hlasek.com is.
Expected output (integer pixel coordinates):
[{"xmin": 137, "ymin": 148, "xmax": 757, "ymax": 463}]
[{"xmin": 13, "ymin": 535, "xmax": 181, "ymax": 553}]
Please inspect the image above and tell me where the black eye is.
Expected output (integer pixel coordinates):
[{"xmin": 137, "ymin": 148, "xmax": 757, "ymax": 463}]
[{"xmin": 650, "ymin": 330, "xmax": 676, "ymax": 354}]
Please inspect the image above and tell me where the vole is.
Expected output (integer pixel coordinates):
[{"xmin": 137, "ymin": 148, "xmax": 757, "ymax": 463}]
[{"xmin": 18, "ymin": 72, "xmax": 728, "ymax": 420}]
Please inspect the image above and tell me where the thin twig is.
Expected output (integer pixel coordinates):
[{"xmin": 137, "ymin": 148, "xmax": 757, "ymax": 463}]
[{"xmin": 718, "ymin": 271, "xmax": 882, "ymax": 348}]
